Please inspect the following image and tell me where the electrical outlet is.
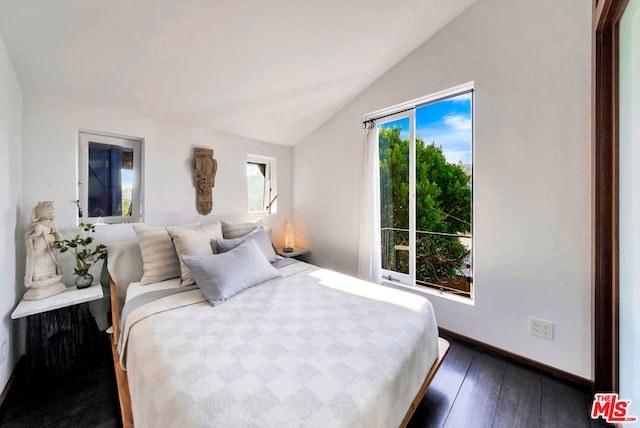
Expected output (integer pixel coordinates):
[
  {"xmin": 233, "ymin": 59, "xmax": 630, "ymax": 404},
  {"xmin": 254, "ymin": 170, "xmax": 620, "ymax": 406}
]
[
  {"xmin": 0, "ymin": 339, "xmax": 6, "ymax": 363},
  {"xmin": 530, "ymin": 317, "xmax": 554, "ymax": 340}
]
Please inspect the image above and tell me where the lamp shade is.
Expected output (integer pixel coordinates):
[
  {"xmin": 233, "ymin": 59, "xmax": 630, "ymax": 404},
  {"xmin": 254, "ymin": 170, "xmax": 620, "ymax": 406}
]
[{"xmin": 284, "ymin": 219, "xmax": 295, "ymax": 249}]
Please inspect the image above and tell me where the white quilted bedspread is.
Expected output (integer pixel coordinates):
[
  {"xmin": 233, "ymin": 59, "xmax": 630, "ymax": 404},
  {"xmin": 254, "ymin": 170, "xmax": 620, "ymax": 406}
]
[{"xmin": 125, "ymin": 262, "xmax": 439, "ymax": 428}]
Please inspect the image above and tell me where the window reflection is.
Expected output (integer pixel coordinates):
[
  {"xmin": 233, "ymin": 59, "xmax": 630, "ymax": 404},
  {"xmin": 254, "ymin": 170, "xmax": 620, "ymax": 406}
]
[{"xmin": 88, "ymin": 143, "xmax": 134, "ymax": 217}]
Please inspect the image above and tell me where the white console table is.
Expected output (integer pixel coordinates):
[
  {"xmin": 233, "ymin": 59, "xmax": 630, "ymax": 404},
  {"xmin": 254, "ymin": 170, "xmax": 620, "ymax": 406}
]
[{"xmin": 12, "ymin": 283, "xmax": 103, "ymax": 319}]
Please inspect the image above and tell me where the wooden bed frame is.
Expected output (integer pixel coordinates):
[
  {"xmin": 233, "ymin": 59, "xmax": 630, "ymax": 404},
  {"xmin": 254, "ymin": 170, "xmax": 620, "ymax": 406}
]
[{"xmin": 108, "ymin": 278, "xmax": 449, "ymax": 428}]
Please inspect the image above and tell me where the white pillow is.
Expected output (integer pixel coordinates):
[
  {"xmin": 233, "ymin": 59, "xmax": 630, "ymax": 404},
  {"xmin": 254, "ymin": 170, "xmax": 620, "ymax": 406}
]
[
  {"xmin": 134, "ymin": 223, "xmax": 199, "ymax": 285},
  {"xmin": 182, "ymin": 239, "xmax": 281, "ymax": 305},
  {"xmin": 169, "ymin": 222, "xmax": 223, "ymax": 286}
]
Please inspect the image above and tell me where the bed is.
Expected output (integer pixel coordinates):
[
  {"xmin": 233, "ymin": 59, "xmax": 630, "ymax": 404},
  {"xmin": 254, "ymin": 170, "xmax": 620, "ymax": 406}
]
[{"xmin": 106, "ymin": 225, "xmax": 449, "ymax": 428}]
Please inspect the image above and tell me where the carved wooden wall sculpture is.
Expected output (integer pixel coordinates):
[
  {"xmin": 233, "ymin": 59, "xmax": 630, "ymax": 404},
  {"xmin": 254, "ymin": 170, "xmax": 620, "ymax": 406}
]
[{"xmin": 193, "ymin": 148, "xmax": 218, "ymax": 215}]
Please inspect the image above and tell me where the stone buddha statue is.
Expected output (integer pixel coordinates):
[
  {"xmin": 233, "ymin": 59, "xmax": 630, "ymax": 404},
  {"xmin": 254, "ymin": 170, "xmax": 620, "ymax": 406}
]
[{"xmin": 24, "ymin": 201, "xmax": 66, "ymax": 300}]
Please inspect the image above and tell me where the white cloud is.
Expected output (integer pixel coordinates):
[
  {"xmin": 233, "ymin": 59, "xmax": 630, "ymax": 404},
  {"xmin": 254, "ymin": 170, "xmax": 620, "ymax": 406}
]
[
  {"xmin": 443, "ymin": 114, "xmax": 471, "ymax": 131},
  {"xmin": 442, "ymin": 149, "xmax": 471, "ymax": 164},
  {"xmin": 417, "ymin": 127, "xmax": 472, "ymax": 164},
  {"xmin": 450, "ymin": 92, "xmax": 471, "ymax": 103}
]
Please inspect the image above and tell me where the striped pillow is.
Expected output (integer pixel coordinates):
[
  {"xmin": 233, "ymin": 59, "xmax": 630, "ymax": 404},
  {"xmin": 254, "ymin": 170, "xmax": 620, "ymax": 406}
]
[
  {"xmin": 221, "ymin": 219, "xmax": 263, "ymax": 239},
  {"xmin": 134, "ymin": 223, "xmax": 200, "ymax": 284}
]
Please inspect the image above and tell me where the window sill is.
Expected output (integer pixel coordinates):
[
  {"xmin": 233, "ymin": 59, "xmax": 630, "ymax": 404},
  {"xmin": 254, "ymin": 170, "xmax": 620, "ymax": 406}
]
[
  {"xmin": 247, "ymin": 212, "xmax": 277, "ymax": 219},
  {"xmin": 380, "ymin": 279, "xmax": 475, "ymax": 306}
]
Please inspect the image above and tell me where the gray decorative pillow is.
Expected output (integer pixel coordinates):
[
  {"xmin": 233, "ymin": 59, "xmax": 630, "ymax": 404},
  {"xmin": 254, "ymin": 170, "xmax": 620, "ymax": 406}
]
[
  {"xmin": 214, "ymin": 227, "xmax": 276, "ymax": 262},
  {"xmin": 221, "ymin": 219, "xmax": 263, "ymax": 239},
  {"xmin": 134, "ymin": 223, "xmax": 200, "ymax": 284},
  {"xmin": 182, "ymin": 239, "xmax": 281, "ymax": 305},
  {"xmin": 168, "ymin": 222, "xmax": 223, "ymax": 286}
]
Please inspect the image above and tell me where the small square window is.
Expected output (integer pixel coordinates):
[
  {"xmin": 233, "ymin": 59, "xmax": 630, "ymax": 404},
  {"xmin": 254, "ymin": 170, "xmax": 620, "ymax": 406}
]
[
  {"xmin": 78, "ymin": 132, "xmax": 143, "ymax": 224},
  {"xmin": 247, "ymin": 155, "xmax": 277, "ymax": 215}
]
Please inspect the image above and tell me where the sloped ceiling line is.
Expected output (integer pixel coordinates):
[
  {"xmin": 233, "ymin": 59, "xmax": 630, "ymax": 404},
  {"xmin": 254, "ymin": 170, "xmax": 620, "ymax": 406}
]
[{"xmin": 0, "ymin": 0, "xmax": 478, "ymax": 145}]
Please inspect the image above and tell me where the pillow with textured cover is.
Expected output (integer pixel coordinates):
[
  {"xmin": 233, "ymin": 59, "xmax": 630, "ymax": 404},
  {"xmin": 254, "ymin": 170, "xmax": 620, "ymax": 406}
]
[
  {"xmin": 182, "ymin": 239, "xmax": 281, "ymax": 305},
  {"xmin": 168, "ymin": 222, "xmax": 223, "ymax": 286},
  {"xmin": 220, "ymin": 219, "xmax": 263, "ymax": 239},
  {"xmin": 134, "ymin": 223, "xmax": 199, "ymax": 285},
  {"xmin": 214, "ymin": 227, "xmax": 276, "ymax": 262}
]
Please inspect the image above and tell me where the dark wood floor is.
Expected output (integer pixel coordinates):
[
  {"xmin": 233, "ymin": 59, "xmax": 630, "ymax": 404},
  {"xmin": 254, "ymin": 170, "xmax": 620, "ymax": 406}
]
[
  {"xmin": 0, "ymin": 334, "xmax": 121, "ymax": 428},
  {"xmin": 410, "ymin": 335, "xmax": 612, "ymax": 428},
  {"xmin": 0, "ymin": 333, "xmax": 610, "ymax": 428}
]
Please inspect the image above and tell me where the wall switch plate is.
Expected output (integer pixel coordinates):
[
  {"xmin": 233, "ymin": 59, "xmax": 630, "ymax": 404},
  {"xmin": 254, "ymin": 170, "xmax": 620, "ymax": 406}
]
[{"xmin": 530, "ymin": 317, "xmax": 554, "ymax": 340}]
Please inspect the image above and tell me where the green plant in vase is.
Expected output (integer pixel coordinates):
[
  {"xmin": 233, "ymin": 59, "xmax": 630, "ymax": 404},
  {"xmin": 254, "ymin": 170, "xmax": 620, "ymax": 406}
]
[{"xmin": 54, "ymin": 223, "xmax": 107, "ymax": 289}]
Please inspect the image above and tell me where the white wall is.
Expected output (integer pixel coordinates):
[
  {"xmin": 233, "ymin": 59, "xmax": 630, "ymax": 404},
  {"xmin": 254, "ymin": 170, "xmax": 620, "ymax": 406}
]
[
  {"xmin": 21, "ymin": 94, "xmax": 293, "ymax": 286},
  {"xmin": 619, "ymin": 0, "xmax": 640, "ymax": 415},
  {"xmin": 0, "ymin": 34, "xmax": 22, "ymax": 393},
  {"xmin": 293, "ymin": 0, "xmax": 592, "ymax": 378}
]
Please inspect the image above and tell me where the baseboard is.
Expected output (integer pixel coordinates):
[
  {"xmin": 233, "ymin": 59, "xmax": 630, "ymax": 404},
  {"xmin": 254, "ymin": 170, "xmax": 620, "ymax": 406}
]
[
  {"xmin": 438, "ymin": 327, "xmax": 594, "ymax": 391},
  {"xmin": 0, "ymin": 356, "xmax": 23, "ymax": 410}
]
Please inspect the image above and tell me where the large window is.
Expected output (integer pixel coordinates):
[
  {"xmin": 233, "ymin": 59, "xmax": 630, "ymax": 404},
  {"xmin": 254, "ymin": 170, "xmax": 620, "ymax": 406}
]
[
  {"xmin": 78, "ymin": 132, "xmax": 143, "ymax": 224},
  {"xmin": 376, "ymin": 84, "xmax": 473, "ymax": 299},
  {"xmin": 247, "ymin": 154, "xmax": 277, "ymax": 215}
]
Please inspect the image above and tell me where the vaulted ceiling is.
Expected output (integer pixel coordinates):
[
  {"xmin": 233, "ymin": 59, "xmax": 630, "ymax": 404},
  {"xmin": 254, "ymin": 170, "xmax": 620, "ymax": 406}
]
[{"xmin": 0, "ymin": 0, "xmax": 477, "ymax": 145}]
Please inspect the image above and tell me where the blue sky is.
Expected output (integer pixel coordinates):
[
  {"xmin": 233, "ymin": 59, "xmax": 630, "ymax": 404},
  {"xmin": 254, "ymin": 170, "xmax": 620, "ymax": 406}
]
[
  {"xmin": 122, "ymin": 169, "xmax": 133, "ymax": 189},
  {"xmin": 379, "ymin": 92, "xmax": 472, "ymax": 164}
]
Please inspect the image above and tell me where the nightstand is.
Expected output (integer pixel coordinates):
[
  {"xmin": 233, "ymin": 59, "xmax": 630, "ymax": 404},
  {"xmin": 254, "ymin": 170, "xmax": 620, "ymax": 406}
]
[
  {"xmin": 276, "ymin": 248, "xmax": 310, "ymax": 259},
  {"xmin": 12, "ymin": 283, "xmax": 104, "ymax": 375}
]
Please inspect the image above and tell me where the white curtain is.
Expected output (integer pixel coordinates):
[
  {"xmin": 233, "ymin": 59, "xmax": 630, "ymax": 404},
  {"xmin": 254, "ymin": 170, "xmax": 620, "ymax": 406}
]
[{"xmin": 357, "ymin": 123, "xmax": 382, "ymax": 283}]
